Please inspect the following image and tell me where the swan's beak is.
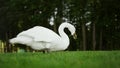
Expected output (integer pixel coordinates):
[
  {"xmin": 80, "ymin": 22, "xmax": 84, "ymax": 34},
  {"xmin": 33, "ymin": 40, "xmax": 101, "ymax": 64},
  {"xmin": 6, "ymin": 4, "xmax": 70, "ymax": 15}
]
[{"xmin": 73, "ymin": 32, "xmax": 77, "ymax": 39}]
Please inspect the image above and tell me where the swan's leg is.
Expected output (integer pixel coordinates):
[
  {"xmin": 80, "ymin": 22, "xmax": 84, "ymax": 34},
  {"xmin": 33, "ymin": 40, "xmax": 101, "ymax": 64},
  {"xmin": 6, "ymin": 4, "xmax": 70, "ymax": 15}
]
[
  {"xmin": 42, "ymin": 48, "xmax": 50, "ymax": 53},
  {"xmin": 43, "ymin": 43, "xmax": 51, "ymax": 53}
]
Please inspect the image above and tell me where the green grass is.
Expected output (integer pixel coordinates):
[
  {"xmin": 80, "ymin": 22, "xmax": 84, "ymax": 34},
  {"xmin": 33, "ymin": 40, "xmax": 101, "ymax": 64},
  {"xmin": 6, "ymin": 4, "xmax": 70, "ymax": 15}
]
[{"xmin": 0, "ymin": 51, "xmax": 120, "ymax": 68}]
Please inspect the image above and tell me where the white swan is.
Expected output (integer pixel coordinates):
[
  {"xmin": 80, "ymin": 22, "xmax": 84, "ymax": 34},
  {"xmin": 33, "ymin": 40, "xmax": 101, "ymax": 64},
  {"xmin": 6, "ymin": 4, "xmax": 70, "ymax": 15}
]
[{"xmin": 9, "ymin": 22, "xmax": 77, "ymax": 53}]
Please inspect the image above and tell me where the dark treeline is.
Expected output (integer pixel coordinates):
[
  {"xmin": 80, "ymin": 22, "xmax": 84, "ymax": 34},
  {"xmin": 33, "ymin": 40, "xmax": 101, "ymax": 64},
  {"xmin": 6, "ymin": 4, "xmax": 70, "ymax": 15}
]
[{"xmin": 0, "ymin": 0, "xmax": 120, "ymax": 52}]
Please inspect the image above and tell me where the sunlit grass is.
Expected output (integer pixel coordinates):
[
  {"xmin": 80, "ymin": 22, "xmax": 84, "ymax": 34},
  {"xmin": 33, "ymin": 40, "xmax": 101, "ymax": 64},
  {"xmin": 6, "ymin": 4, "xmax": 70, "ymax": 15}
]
[{"xmin": 0, "ymin": 51, "xmax": 120, "ymax": 68}]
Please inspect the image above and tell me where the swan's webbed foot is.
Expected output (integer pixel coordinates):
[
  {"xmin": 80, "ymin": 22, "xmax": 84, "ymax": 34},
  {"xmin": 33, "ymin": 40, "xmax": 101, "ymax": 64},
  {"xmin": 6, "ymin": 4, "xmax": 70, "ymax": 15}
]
[{"xmin": 42, "ymin": 48, "xmax": 50, "ymax": 53}]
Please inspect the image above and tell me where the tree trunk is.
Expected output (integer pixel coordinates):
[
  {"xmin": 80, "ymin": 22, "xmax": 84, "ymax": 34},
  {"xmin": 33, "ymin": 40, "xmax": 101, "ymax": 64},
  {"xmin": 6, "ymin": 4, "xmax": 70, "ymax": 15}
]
[
  {"xmin": 92, "ymin": 22, "xmax": 96, "ymax": 50},
  {"xmin": 99, "ymin": 29, "xmax": 103, "ymax": 50},
  {"xmin": 53, "ymin": 22, "xmax": 57, "ymax": 33},
  {"xmin": 5, "ymin": 32, "xmax": 10, "ymax": 52},
  {"xmin": 82, "ymin": 22, "xmax": 86, "ymax": 50}
]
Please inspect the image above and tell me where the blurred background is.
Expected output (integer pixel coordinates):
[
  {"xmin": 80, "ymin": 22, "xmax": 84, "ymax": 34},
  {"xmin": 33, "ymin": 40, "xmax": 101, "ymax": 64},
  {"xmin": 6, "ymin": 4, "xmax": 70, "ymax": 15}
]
[{"xmin": 0, "ymin": 0, "xmax": 120, "ymax": 53}]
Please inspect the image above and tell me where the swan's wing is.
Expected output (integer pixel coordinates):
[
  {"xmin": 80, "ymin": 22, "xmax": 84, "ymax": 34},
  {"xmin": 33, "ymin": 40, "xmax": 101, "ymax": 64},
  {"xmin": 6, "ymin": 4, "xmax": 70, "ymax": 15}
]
[{"xmin": 17, "ymin": 26, "xmax": 61, "ymax": 42}]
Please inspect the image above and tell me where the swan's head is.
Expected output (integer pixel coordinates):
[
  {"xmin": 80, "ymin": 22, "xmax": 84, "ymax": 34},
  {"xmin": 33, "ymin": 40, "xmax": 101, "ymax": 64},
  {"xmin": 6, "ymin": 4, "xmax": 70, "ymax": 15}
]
[{"xmin": 64, "ymin": 23, "xmax": 77, "ymax": 39}]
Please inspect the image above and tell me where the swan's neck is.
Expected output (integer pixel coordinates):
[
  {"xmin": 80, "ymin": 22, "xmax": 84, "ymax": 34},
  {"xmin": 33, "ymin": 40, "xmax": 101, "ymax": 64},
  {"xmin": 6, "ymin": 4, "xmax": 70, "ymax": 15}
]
[{"xmin": 58, "ymin": 24, "xmax": 70, "ymax": 46}]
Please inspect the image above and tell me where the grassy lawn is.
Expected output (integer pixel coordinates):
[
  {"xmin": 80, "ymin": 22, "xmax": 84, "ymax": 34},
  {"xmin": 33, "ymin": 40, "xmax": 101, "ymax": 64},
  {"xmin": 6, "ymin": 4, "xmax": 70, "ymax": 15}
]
[{"xmin": 0, "ymin": 51, "xmax": 120, "ymax": 68}]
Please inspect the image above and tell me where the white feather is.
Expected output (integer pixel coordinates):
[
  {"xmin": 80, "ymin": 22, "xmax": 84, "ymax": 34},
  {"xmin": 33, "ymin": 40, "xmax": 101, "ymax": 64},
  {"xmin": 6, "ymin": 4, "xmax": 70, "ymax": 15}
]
[{"xmin": 9, "ymin": 23, "xmax": 76, "ymax": 51}]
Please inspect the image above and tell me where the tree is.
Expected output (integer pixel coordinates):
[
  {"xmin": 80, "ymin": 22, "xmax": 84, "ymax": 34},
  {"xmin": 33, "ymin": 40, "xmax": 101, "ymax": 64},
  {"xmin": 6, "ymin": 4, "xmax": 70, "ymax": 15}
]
[{"xmin": 0, "ymin": 0, "xmax": 120, "ymax": 52}]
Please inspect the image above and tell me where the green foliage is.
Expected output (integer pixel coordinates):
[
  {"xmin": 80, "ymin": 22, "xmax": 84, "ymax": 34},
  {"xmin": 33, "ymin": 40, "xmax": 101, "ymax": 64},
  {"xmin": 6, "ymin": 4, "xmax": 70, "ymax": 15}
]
[
  {"xmin": 0, "ymin": 0, "xmax": 120, "ymax": 50},
  {"xmin": 0, "ymin": 51, "xmax": 120, "ymax": 68}
]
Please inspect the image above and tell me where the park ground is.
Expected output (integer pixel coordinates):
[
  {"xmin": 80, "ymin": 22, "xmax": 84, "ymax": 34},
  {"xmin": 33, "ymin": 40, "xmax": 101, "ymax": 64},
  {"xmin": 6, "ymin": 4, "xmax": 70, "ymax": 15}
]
[{"xmin": 0, "ymin": 51, "xmax": 120, "ymax": 68}]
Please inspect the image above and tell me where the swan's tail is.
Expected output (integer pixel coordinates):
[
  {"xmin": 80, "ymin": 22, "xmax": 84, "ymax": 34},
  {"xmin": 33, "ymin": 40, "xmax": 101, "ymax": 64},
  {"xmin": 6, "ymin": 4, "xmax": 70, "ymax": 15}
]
[
  {"xmin": 9, "ymin": 37, "xmax": 26, "ymax": 44},
  {"xmin": 9, "ymin": 38, "xmax": 17, "ymax": 44},
  {"xmin": 9, "ymin": 36, "xmax": 32, "ymax": 45}
]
